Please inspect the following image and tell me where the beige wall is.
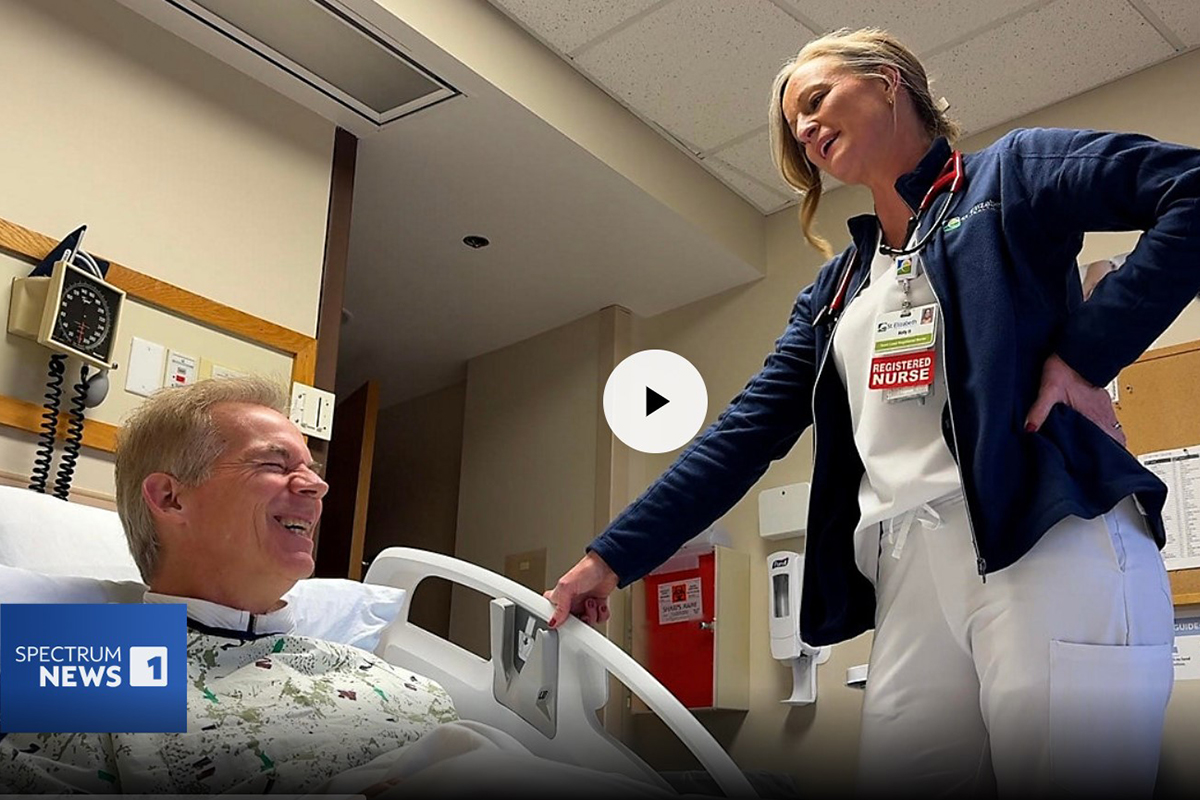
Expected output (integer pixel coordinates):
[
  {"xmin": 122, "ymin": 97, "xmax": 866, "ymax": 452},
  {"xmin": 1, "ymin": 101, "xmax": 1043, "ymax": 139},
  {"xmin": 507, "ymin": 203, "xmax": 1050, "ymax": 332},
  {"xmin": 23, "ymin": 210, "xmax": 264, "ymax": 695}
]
[
  {"xmin": 0, "ymin": 0, "xmax": 334, "ymax": 496},
  {"xmin": 451, "ymin": 310, "xmax": 614, "ymax": 656},
  {"xmin": 621, "ymin": 48, "xmax": 1200, "ymax": 792},
  {"xmin": 366, "ymin": 381, "xmax": 467, "ymax": 638}
]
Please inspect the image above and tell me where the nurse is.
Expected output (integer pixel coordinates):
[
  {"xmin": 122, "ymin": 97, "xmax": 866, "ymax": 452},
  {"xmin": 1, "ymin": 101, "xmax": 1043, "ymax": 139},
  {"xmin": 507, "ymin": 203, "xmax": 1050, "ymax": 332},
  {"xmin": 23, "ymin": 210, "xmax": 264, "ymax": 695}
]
[{"xmin": 548, "ymin": 27, "xmax": 1200, "ymax": 797}]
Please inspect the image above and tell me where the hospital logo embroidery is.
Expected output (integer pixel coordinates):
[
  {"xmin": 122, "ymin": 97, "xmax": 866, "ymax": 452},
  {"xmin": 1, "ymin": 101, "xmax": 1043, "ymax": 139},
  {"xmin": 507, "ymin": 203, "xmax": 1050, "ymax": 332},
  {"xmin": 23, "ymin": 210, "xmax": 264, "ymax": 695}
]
[
  {"xmin": 943, "ymin": 199, "xmax": 1000, "ymax": 232},
  {"xmin": 0, "ymin": 603, "xmax": 186, "ymax": 733}
]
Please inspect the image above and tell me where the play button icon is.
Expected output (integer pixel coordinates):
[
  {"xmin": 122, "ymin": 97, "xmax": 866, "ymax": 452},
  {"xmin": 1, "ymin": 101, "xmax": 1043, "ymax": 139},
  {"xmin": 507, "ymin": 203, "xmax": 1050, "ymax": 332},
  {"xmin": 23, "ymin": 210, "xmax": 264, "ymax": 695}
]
[
  {"xmin": 646, "ymin": 387, "xmax": 670, "ymax": 416},
  {"xmin": 604, "ymin": 350, "xmax": 707, "ymax": 454}
]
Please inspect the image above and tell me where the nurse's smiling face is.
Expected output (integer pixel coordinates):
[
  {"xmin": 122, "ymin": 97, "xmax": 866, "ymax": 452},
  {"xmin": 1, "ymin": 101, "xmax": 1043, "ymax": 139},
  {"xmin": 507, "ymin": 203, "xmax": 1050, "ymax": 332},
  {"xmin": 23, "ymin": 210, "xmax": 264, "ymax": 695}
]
[{"xmin": 780, "ymin": 55, "xmax": 899, "ymax": 187}]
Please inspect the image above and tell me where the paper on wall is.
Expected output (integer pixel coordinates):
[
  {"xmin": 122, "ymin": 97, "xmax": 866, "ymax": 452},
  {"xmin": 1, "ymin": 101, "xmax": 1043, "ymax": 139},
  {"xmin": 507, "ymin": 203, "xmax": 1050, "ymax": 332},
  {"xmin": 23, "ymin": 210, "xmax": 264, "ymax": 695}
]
[
  {"xmin": 1174, "ymin": 616, "xmax": 1200, "ymax": 681},
  {"xmin": 657, "ymin": 577, "xmax": 703, "ymax": 625},
  {"xmin": 1138, "ymin": 446, "xmax": 1200, "ymax": 571}
]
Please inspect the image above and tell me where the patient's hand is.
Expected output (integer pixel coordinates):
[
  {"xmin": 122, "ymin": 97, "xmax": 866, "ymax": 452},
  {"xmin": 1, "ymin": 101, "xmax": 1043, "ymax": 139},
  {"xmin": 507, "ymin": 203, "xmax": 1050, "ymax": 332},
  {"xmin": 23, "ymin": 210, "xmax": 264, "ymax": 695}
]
[{"xmin": 545, "ymin": 552, "xmax": 618, "ymax": 628}]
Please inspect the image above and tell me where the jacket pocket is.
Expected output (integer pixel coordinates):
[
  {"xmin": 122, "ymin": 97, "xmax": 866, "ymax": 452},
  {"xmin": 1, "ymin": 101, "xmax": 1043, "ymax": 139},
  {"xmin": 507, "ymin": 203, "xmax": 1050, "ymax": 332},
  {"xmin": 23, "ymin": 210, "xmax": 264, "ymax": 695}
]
[{"xmin": 1049, "ymin": 640, "xmax": 1172, "ymax": 793}]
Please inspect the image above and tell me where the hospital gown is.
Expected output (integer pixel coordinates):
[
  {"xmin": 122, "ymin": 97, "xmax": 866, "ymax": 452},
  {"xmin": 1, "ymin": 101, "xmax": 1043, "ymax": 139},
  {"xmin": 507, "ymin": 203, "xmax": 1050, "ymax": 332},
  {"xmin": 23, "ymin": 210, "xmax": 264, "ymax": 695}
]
[{"xmin": 0, "ymin": 628, "xmax": 458, "ymax": 793}]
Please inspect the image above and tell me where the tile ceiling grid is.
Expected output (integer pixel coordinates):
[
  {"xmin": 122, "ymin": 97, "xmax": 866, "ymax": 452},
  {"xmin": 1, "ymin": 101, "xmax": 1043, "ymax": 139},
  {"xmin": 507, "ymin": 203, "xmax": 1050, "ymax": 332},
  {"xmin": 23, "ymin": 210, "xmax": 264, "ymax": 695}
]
[
  {"xmin": 490, "ymin": 0, "xmax": 796, "ymax": 213},
  {"xmin": 574, "ymin": 0, "xmax": 817, "ymax": 149},
  {"xmin": 568, "ymin": 0, "xmax": 818, "ymax": 213},
  {"xmin": 1137, "ymin": 0, "xmax": 1200, "ymax": 46},
  {"xmin": 924, "ymin": 0, "xmax": 1177, "ymax": 138},
  {"xmin": 490, "ymin": 1, "xmax": 1197, "ymax": 213},
  {"xmin": 489, "ymin": 0, "xmax": 667, "ymax": 54},
  {"xmin": 706, "ymin": 157, "xmax": 793, "ymax": 213},
  {"xmin": 779, "ymin": 0, "xmax": 1056, "ymax": 56}
]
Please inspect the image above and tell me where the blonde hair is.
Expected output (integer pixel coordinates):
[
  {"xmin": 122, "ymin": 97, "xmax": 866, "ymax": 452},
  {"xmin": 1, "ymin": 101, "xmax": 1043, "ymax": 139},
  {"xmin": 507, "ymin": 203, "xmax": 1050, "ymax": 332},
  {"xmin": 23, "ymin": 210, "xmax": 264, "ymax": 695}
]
[
  {"xmin": 114, "ymin": 376, "xmax": 288, "ymax": 581},
  {"xmin": 768, "ymin": 28, "xmax": 961, "ymax": 256}
]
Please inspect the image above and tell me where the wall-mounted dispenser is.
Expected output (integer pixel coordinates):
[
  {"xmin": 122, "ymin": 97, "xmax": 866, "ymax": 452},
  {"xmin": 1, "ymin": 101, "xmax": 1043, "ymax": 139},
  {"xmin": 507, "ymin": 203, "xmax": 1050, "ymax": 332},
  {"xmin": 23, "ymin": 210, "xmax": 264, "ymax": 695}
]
[{"xmin": 767, "ymin": 550, "xmax": 830, "ymax": 705}]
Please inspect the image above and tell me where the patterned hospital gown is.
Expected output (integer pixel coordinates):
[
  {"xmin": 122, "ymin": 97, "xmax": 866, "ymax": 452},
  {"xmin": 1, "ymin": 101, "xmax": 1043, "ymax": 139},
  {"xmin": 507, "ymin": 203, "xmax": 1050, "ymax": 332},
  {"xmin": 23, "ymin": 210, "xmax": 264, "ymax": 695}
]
[{"xmin": 0, "ymin": 629, "xmax": 458, "ymax": 793}]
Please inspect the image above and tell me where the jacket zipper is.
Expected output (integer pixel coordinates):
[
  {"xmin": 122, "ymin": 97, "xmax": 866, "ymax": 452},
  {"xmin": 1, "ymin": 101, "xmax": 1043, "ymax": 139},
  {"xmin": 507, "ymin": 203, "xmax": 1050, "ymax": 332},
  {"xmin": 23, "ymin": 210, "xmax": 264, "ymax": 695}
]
[
  {"xmin": 924, "ymin": 268, "xmax": 988, "ymax": 581},
  {"xmin": 811, "ymin": 249, "xmax": 869, "ymax": 470}
]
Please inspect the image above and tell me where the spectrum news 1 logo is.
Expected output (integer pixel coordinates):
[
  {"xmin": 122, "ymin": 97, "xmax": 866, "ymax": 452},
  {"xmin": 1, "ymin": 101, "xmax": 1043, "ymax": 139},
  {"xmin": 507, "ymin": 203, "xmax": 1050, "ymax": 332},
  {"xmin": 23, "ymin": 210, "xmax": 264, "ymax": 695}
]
[{"xmin": 1, "ymin": 604, "xmax": 186, "ymax": 732}]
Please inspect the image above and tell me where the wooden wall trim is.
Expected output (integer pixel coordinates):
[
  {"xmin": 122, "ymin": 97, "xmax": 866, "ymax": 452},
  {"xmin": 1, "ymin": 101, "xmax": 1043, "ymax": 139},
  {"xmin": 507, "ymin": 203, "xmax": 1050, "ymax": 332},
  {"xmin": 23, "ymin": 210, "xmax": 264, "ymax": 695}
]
[
  {"xmin": 106, "ymin": 264, "xmax": 314, "ymax": 357},
  {"xmin": 1132, "ymin": 338, "xmax": 1200, "ymax": 363},
  {"xmin": 0, "ymin": 216, "xmax": 318, "ymax": 452},
  {"xmin": 314, "ymin": 127, "xmax": 357, "ymax": 391},
  {"xmin": 0, "ymin": 396, "xmax": 120, "ymax": 452},
  {"xmin": 0, "ymin": 218, "xmax": 315, "ymax": 359}
]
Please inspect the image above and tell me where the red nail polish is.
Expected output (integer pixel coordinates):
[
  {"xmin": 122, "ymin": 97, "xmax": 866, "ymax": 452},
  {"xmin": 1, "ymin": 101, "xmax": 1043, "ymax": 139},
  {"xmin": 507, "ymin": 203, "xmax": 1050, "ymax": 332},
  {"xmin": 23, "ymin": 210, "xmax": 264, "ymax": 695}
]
[{"xmin": 1025, "ymin": 423, "xmax": 1036, "ymax": 432}]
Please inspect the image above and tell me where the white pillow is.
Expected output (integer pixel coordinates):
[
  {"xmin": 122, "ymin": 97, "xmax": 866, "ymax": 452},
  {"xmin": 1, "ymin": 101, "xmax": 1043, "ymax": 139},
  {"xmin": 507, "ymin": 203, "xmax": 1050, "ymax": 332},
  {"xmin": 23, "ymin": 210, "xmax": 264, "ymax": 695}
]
[
  {"xmin": 0, "ymin": 486, "xmax": 406, "ymax": 651},
  {"xmin": 0, "ymin": 564, "xmax": 405, "ymax": 653},
  {"xmin": 0, "ymin": 562, "xmax": 146, "ymax": 605},
  {"xmin": 0, "ymin": 486, "xmax": 142, "ymax": 581},
  {"xmin": 285, "ymin": 578, "xmax": 407, "ymax": 653}
]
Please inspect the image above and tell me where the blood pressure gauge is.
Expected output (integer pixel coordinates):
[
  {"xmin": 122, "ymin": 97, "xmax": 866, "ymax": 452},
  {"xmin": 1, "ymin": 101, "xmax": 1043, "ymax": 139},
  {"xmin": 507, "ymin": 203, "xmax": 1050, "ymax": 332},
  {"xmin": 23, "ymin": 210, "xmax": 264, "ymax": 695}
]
[{"xmin": 36, "ymin": 260, "xmax": 125, "ymax": 370}]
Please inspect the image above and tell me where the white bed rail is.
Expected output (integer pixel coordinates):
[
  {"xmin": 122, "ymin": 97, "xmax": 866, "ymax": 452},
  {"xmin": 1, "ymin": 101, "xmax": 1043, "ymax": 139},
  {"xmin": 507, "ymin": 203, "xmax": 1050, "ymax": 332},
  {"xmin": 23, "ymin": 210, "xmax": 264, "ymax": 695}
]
[{"xmin": 365, "ymin": 547, "xmax": 755, "ymax": 798}]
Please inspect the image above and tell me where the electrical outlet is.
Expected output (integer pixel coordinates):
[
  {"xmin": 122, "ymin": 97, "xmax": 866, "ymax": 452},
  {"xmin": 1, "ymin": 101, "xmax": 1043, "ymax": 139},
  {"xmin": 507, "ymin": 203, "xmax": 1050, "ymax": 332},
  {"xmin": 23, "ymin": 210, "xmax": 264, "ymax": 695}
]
[{"xmin": 289, "ymin": 382, "xmax": 335, "ymax": 440}]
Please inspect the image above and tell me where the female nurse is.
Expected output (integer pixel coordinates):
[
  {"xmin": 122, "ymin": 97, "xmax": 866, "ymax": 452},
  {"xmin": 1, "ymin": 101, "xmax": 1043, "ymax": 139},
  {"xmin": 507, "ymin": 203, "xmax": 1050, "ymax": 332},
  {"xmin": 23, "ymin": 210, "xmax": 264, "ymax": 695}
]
[{"xmin": 549, "ymin": 28, "xmax": 1200, "ymax": 797}]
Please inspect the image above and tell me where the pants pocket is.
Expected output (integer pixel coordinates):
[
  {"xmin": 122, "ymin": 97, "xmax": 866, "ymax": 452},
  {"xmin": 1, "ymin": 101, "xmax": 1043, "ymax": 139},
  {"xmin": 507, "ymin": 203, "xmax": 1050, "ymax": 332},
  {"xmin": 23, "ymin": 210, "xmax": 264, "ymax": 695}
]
[
  {"xmin": 854, "ymin": 525, "xmax": 881, "ymax": 588},
  {"xmin": 1049, "ymin": 640, "xmax": 1173, "ymax": 795}
]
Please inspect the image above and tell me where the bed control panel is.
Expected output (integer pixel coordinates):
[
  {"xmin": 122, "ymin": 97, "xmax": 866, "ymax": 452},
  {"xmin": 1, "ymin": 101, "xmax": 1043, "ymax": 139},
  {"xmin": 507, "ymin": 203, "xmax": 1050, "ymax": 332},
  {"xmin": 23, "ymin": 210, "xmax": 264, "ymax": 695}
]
[{"xmin": 490, "ymin": 599, "xmax": 558, "ymax": 738}]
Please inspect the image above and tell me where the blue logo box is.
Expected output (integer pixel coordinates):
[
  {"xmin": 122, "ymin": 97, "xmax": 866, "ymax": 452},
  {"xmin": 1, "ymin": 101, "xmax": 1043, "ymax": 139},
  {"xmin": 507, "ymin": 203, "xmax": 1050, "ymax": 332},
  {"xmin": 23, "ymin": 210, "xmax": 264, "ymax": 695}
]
[{"xmin": 1, "ymin": 604, "xmax": 186, "ymax": 733}]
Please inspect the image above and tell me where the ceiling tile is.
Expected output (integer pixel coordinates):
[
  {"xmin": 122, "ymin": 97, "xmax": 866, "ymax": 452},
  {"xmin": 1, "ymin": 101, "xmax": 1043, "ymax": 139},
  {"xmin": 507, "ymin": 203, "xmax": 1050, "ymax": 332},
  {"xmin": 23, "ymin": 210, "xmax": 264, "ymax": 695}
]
[
  {"xmin": 705, "ymin": 157, "xmax": 792, "ymax": 213},
  {"xmin": 489, "ymin": 0, "xmax": 663, "ymax": 54},
  {"xmin": 577, "ymin": 0, "xmax": 816, "ymax": 151},
  {"xmin": 925, "ymin": 0, "xmax": 1174, "ymax": 137},
  {"xmin": 776, "ymin": 0, "xmax": 1043, "ymax": 55},
  {"xmin": 1141, "ymin": 0, "xmax": 1200, "ymax": 46},
  {"xmin": 710, "ymin": 128, "xmax": 795, "ymax": 197}
]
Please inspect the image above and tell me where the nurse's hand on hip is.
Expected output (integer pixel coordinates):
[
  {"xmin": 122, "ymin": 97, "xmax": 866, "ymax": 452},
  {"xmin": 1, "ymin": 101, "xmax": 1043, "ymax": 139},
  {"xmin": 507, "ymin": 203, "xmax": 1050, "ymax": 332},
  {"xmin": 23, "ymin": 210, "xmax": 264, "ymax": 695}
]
[
  {"xmin": 545, "ymin": 551, "xmax": 618, "ymax": 628},
  {"xmin": 1025, "ymin": 353, "xmax": 1127, "ymax": 447}
]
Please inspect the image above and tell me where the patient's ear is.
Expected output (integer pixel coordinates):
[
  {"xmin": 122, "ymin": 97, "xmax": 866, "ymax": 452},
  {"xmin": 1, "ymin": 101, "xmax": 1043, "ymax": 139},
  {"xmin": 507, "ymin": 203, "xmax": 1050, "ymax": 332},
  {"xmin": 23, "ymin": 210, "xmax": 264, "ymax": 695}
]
[{"xmin": 142, "ymin": 473, "xmax": 184, "ymax": 522}]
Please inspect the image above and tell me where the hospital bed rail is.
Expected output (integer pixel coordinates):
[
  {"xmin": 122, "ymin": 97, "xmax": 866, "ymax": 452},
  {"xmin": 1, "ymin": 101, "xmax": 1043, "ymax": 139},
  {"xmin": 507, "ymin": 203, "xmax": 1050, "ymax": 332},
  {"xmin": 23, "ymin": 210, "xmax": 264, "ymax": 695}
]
[{"xmin": 365, "ymin": 547, "xmax": 756, "ymax": 798}]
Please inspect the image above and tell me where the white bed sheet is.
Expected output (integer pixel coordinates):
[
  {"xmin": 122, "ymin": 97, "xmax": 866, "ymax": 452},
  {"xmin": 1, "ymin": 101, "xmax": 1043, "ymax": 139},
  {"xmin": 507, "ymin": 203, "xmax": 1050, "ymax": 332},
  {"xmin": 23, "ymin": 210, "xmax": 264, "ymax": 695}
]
[{"xmin": 317, "ymin": 720, "xmax": 695, "ymax": 799}]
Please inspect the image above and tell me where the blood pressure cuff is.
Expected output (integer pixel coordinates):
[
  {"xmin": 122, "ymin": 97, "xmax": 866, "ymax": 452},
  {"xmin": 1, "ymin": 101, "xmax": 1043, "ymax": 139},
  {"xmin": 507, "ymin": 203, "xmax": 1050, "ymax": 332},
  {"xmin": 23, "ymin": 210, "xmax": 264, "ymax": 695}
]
[{"xmin": 30, "ymin": 225, "xmax": 110, "ymax": 278}]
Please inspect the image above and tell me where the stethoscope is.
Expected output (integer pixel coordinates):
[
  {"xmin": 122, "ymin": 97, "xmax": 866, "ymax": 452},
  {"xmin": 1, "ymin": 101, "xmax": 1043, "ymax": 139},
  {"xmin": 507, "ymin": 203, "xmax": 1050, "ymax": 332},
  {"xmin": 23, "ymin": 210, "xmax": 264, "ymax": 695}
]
[{"xmin": 813, "ymin": 150, "xmax": 965, "ymax": 328}]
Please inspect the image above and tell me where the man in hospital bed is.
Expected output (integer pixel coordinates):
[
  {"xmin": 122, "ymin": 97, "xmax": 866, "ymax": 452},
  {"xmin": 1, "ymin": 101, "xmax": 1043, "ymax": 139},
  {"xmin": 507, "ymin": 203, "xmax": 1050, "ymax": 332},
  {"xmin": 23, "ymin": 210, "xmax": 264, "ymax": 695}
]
[{"xmin": 0, "ymin": 378, "xmax": 705, "ymax": 797}]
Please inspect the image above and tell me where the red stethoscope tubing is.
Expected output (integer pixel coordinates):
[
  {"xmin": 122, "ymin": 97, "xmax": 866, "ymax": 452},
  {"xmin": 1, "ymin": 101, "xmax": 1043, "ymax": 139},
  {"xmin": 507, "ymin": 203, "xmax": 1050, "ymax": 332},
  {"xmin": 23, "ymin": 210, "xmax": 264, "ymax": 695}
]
[
  {"xmin": 918, "ymin": 150, "xmax": 964, "ymax": 214},
  {"xmin": 815, "ymin": 151, "xmax": 964, "ymax": 327}
]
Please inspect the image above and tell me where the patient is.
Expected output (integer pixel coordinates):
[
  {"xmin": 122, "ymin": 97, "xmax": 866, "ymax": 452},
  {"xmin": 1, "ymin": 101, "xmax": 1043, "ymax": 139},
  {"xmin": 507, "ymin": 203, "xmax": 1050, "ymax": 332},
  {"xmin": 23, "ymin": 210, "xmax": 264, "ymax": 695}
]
[{"xmin": 0, "ymin": 378, "xmax": 458, "ymax": 794}]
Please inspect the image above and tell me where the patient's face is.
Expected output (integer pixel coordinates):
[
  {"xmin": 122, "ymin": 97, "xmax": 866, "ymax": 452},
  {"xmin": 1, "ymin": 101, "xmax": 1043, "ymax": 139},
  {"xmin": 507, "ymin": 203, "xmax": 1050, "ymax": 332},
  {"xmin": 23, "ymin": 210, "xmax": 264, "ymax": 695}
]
[{"xmin": 179, "ymin": 403, "xmax": 328, "ymax": 592}]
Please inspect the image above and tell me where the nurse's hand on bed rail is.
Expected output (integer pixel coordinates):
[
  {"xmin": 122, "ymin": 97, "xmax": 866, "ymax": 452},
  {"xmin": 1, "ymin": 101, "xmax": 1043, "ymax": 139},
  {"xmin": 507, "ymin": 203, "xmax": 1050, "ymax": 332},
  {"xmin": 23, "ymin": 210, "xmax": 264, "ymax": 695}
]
[{"xmin": 545, "ymin": 551, "xmax": 618, "ymax": 628}]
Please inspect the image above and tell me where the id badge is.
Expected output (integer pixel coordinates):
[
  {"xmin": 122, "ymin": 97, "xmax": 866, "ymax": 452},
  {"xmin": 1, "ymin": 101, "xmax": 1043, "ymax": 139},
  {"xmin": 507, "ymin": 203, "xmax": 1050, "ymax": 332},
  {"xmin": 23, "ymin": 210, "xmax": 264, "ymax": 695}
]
[
  {"xmin": 870, "ymin": 303, "xmax": 938, "ymax": 402},
  {"xmin": 894, "ymin": 254, "xmax": 920, "ymax": 281}
]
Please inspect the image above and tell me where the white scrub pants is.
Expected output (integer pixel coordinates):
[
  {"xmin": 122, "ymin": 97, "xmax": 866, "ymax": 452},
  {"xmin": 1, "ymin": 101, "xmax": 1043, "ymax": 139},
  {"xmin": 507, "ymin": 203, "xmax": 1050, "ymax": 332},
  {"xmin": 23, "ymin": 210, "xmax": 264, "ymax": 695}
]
[{"xmin": 855, "ymin": 493, "xmax": 1174, "ymax": 798}]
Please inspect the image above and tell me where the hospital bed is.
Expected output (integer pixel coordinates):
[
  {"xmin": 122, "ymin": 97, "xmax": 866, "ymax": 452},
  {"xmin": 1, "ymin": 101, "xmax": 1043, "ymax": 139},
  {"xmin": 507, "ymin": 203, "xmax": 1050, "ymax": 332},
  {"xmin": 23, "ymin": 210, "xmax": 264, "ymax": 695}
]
[{"xmin": 0, "ymin": 485, "xmax": 756, "ymax": 797}]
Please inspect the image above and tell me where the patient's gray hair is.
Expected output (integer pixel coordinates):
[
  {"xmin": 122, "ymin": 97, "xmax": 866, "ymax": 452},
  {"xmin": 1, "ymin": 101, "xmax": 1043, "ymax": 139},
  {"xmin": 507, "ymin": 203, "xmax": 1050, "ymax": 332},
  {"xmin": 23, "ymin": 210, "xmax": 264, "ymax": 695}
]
[{"xmin": 114, "ymin": 376, "xmax": 288, "ymax": 582}]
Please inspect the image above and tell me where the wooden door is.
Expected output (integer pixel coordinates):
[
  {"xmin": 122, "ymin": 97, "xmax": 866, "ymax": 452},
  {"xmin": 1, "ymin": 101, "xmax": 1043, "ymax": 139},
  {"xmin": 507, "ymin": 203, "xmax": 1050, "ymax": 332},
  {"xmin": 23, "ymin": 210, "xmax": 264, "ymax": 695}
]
[{"xmin": 314, "ymin": 380, "xmax": 379, "ymax": 580}]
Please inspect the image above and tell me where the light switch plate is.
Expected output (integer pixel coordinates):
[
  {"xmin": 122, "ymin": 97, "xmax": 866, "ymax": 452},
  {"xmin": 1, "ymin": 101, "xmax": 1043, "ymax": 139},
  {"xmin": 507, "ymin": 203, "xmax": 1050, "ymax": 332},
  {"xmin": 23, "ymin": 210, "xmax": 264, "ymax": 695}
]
[
  {"xmin": 200, "ymin": 358, "xmax": 245, "ymax": 380},
  {"xmin": 289, "ymin": 382, "xmax": 335, "ymax": 440},
  {"xmin": 126, "ymin": 337, "xmax": 166, "ymax": 397}
]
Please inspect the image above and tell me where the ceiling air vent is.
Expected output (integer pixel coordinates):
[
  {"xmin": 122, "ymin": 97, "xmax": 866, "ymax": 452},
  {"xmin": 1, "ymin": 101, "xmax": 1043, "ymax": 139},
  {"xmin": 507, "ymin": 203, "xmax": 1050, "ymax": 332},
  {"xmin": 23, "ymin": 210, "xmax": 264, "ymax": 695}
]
[{"xmin": 117, "ymin": 0, "xmax": 458, "ymax": 135}]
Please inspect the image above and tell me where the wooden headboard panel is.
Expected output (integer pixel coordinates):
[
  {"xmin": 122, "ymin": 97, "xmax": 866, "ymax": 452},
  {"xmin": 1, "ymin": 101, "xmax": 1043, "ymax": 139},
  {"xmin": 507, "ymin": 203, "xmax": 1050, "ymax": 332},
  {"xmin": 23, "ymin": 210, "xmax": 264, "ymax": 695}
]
[{"xmin": 0, "ymin": 216, "xmax": 317, "ymax": 454}]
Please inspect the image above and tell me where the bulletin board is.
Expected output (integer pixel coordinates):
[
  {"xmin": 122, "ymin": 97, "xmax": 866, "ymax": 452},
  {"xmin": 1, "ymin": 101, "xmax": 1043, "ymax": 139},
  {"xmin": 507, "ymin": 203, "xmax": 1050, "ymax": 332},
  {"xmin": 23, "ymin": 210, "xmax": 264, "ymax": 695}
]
[
  {"xmin": 1115, "ymin": 340, "xmax": 1200, "ymax": 605},
  {"xmin": 0, "ymin": 216, "xmax": 317, "ymax": 453}
]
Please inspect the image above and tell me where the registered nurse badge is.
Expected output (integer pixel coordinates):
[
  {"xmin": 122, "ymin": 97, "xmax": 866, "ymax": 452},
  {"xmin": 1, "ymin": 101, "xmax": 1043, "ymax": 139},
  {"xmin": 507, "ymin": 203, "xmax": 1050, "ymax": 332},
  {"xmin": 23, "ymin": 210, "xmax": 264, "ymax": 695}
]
[{"xmin": 1, "ymin": 604, "xmax": 187, "ymax": 732}]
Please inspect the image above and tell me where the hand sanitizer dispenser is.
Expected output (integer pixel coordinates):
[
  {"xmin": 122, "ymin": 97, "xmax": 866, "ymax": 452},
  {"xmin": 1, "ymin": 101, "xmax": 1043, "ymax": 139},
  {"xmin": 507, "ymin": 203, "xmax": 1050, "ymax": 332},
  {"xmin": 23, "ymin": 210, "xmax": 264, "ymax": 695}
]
[{"xmin": 767, "ymin": 551, "xmax": 830, "ymax": 705}]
